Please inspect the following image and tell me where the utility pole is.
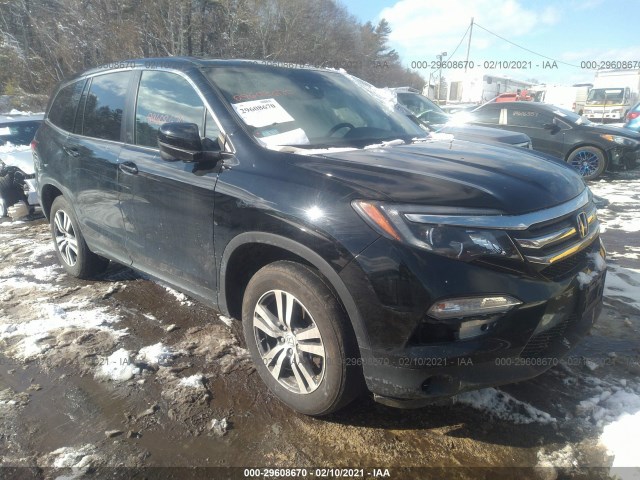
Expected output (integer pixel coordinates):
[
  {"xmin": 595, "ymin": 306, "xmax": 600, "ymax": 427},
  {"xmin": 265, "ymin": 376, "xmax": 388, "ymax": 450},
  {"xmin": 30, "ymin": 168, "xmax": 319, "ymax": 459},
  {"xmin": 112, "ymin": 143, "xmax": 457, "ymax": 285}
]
[
  {"xmin": 465, "ymin": 17, "xmax": 474, "ymax": 73},
  {"xmin": 437, "ymin": 51, "xmax": 447, "ymax": 105}
]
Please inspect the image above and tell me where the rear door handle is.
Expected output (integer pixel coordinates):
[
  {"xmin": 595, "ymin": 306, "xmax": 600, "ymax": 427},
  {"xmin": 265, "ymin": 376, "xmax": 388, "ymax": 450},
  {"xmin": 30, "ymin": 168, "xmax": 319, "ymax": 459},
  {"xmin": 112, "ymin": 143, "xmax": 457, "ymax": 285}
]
[
  {"xmin": 63, "ymin": 144, "xmax": 80, "ymax": 157},
  {"xmin": 119, "ymin": 161, "xmax": 138, "ymax": 175}
]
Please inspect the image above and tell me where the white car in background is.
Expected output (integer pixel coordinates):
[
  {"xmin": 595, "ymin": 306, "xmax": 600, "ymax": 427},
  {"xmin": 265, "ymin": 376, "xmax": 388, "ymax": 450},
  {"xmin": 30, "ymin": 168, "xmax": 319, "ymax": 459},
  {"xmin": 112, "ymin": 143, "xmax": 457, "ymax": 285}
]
[{"xmin": 0, "ymin": 113, "xmax": 43, "ymax": 218}]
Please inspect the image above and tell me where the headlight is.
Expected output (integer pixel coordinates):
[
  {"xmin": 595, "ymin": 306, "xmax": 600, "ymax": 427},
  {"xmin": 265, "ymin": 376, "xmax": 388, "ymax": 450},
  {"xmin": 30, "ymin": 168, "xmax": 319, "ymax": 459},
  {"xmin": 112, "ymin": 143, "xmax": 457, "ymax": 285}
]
[
  {"xmin": 352, "ymin": 200, "xmax": 521, "ymax": 262},
  {"xmin": 600, "ymin": 134, "xmax": 640, "ymax": 147}
]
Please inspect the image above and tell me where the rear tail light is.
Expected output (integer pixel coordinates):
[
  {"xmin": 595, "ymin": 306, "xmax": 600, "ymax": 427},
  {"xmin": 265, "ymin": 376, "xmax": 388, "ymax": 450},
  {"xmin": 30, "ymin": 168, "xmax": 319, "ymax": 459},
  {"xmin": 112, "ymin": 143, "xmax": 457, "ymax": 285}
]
[
  {"xmin": 31, "ymin": 140, "xmax": 38, "ymax": 151},
  {"xmin": 627, "ymin": 112, "xmax": 640, "ymax": 121}
]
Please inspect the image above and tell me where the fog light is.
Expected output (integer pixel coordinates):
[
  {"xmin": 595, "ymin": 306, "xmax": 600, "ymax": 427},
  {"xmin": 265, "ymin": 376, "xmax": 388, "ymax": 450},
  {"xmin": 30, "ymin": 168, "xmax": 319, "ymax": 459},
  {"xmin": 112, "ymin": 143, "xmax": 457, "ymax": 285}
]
[{"xmin": 427, "ymin": 295, "xmax": 522, "ymax": 320}]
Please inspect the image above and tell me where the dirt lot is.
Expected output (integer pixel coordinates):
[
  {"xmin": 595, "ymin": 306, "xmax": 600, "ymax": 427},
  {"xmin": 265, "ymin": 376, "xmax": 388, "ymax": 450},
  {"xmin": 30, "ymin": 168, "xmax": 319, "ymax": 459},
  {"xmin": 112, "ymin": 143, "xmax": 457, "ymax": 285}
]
[{"xmin": 1, "ymin": 171, "xmax": 640, "ymax": 480}]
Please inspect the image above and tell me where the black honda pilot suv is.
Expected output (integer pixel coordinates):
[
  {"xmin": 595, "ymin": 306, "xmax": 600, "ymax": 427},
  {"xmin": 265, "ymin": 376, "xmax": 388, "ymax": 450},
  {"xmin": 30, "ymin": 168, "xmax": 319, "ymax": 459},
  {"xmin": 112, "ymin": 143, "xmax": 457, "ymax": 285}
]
[{"xmin": 34, "ymin": 58, "xmax": 606, "ymax": 415}]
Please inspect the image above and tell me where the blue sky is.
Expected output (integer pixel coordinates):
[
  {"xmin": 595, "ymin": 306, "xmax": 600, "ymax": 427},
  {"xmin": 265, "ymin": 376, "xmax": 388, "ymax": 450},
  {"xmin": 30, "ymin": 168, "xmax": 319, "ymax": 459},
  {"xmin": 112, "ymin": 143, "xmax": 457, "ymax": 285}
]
[{"xmin": 343, "ymin": 0, "xmax": 639, "ymax": 85}]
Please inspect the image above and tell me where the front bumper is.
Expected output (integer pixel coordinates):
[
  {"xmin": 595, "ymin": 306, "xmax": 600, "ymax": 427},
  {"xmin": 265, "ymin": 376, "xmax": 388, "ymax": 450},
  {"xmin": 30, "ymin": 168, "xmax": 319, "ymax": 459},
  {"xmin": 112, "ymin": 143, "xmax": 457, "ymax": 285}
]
[
  {"xmin": 341, "ymin": 235, "xmax": 606, "ymax": 404},
  {"xmin": 584, "ymin": 109, "xmax": 625, "ymax": 121}
]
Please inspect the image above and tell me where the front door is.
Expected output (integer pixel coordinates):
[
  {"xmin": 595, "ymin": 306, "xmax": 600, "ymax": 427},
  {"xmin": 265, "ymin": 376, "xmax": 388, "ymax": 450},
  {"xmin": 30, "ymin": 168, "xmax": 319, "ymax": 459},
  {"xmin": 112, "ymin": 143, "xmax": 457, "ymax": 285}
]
[{"xmin": 119, "ymin": 70, "xmax": 223, "ymax": 298}]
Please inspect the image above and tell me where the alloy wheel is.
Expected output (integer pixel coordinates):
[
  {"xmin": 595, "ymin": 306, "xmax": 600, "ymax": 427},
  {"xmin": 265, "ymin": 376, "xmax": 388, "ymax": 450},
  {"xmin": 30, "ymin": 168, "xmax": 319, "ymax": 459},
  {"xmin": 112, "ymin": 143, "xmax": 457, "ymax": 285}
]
[
  {"xmin": 54, "ymin": 209, "xmax": 78, "ymax": 266},
  {"xmin": 252, "ymin": 289, "xmax": 326, "ymax": 394},
  {"xmin": 569, "ymin": 149, "xmax": 601, "ymax": 177}
]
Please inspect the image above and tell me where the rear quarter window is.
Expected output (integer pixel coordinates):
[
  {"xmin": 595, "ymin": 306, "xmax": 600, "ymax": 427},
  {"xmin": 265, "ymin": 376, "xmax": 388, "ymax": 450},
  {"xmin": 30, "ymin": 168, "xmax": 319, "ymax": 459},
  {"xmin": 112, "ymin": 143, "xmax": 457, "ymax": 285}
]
[
  {"xmin": 82, "ymin": 71, "xmax": 131, "ymax": 142},
  {"xmin": 48, "ymin": 81, "xmax": 85, "ymax": 132}
]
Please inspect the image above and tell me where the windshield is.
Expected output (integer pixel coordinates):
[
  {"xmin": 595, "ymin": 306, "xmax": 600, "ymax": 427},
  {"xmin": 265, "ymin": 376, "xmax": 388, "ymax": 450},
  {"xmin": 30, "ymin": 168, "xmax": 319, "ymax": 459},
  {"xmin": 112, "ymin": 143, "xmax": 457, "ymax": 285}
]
[
  {"xmin": 396, "ymin": 92, "xmax": 450, "ymax": 126},
  {"xmin": 204, "ymin": 65, "xmax": 425, "ymax": 149},
  {"xmin": 551, "ymin": 106, "xmax": 592, "ymax": 125},
  {"xmin": 586, "ymin": 88, "xmax": 625, "ymax": 105},
  {"xmin": 0, "ymin": 121, "xmax": 41, "ymax": 146}
]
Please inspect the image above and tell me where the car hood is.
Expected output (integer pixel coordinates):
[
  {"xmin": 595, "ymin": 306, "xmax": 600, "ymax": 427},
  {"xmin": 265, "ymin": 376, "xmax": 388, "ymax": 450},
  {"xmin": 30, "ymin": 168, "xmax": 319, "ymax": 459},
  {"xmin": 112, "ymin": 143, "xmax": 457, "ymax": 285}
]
[
  {"xmin": 436, "ymin": 123, "xmax": 530, "ymax": 145},
  {"xmin": 298, "ymin": 140, "xmax": 585, "ymax": 215},
  {"xmin": 583, "ymin": 123, "xmax": 640, "ymax": 140},
  {"xmin": 0, "ymin": 147, "xmax": 34, "ymax": 175}
]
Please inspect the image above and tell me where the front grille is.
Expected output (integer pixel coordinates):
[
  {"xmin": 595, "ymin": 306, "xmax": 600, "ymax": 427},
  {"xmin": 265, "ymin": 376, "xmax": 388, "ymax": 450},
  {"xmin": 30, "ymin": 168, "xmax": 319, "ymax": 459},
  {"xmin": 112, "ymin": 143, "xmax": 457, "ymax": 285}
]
[
  {"xmin": 519, "ymin": 314, "xmax": 577, "ymax": 358},
  {"xmin": 539, "ymin": 241, "xmax": 600, "ymax": 281},
  {"xmin": 512, "ymin": 203, "xmax": 599, "ymax": 268}
]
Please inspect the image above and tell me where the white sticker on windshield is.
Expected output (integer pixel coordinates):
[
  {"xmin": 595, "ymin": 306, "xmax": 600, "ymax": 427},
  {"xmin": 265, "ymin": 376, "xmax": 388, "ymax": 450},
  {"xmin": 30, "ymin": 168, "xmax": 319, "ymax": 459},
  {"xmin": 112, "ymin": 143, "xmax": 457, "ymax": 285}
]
[
  {"xmin": 232, "ymin": 98, "xmax": 294, "ymax": 128},
  {"xmin": 258, "ymin": 128, "xmax": 310, "ymax": 148}
]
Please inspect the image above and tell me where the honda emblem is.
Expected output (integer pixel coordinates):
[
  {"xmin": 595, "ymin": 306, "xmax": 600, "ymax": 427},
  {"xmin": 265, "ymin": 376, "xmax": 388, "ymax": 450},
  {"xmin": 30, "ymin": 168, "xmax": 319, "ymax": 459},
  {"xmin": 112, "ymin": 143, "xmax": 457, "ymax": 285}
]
[{"xmin": 576, "ymin": 212, "xmax": 588, "ymax": 238}]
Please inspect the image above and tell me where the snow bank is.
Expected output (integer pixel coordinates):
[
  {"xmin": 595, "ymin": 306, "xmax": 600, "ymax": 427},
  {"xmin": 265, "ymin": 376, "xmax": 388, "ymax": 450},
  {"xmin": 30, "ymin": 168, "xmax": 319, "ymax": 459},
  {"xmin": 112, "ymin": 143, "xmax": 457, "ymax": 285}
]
[
  {"xmin": 456, "ymin": 387, "xmax": 556, "ymax": 424},
  {"xmin": 602, "ymin": 411, "xmax": 640, "ymax": 473},
  {"xmin": 573, "ymin": 377, "xmax": 640, "ymax": 473},
  {"xmin": 604, "ymin": 264, "xmax": 640, "ymax": 312}
]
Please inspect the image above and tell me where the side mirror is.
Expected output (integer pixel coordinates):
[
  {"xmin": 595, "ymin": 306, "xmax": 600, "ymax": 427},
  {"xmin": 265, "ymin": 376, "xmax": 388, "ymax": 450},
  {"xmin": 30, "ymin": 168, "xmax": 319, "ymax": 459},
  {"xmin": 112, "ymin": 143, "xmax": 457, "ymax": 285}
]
[
  {"xmin": 543, "ymin": 122, "xmax": 560, "ymax": 134},
  {"xmin": 158, "ymin": 123, "xmax": 203, "ymax": 162}
]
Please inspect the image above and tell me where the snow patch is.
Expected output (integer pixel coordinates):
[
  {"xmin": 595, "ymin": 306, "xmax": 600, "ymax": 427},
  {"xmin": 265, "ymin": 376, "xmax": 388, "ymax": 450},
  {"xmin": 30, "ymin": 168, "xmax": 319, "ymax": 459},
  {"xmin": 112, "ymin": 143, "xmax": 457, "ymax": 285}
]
[
  {"xmin": 178, "ymin": 374, "xmax": 205, "ymax": 389},
  {"xmin": 0, "ymin": 300, "xmax": 126, "ymax": 359},
  {"xmin": 95, "ymin": 348, "xmax": 140, "ymax": 382},
  {"xmin": 601, "ymin": 411, "xmax": 640, "ymax": 470},
  {"xmin": 160, "ymin": 284, "xmax": 193, "ymax": 306},
  {"xmin": 456, "ymin": 387, "xmax": 556, "ymax": 424},
  {"xmin": 537, "ymin": 444, "xmax": 578, "ymax": 468},
  {"xmin": 209, "ymin": 417, "xmax": 229, "ymax": 436},
  {"xmin": 136, "ymin": 342, "xmax": 175, "ymax": 366},
  {"xmin": 48, "ymin": 444, "xmax": 99, "ymax": 469},
  {"xmin": 605, "ymin": 264, "xmax": 640, "ymax": 312}
]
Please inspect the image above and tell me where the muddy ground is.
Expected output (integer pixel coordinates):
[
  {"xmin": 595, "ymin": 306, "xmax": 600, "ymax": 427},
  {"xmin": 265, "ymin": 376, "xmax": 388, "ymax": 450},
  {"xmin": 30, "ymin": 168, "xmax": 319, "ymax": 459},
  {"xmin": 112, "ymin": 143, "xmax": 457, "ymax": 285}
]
[{"xmin": 1, "ymin": 171, "xmax": 639, "ymax": 480}]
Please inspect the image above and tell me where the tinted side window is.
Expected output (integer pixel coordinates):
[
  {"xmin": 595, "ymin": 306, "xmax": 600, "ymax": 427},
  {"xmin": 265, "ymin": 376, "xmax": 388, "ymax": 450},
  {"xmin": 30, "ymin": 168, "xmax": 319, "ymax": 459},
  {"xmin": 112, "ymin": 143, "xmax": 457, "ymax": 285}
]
[
  {"xmin": 135, "ymin": 71, "xmax": 205, "ymax": 148},
  {"xmin": 48, "ymin": 81, "xmax": 85, "ymax": 132},
  {"xmin": 472, "ymin": 106, "xmax": 500, "ymax": 124},
  {"xmin": 82, "ymin": 72, "xmax": 130, "ymax": 141},
  {"xmin": 508, "ymin": 109, "xmax": 552, "ymax": 128}
]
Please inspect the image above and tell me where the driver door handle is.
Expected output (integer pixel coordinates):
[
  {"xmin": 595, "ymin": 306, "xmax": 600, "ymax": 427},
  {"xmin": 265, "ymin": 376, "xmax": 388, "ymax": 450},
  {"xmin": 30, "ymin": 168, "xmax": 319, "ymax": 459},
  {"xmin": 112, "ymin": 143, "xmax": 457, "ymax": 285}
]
[{"xmin": 119, "ymin": 161, "xmax": 138, "ymax": 175}]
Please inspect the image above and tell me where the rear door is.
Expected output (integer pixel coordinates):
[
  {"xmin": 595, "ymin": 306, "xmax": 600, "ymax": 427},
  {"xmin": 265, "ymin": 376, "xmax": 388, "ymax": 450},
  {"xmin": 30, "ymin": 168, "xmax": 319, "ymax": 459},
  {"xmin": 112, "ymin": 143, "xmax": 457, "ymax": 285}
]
[
  {"xmin": 67, "ymin": 71, "xmax": 133, "ymax": 262},
  {"xmin": 119, "ymin": 70, "xmax": 222, "ymax": 299},
  {"xmin": 503, "ymin": 106, "xmax": 564, "ymax": 158}
]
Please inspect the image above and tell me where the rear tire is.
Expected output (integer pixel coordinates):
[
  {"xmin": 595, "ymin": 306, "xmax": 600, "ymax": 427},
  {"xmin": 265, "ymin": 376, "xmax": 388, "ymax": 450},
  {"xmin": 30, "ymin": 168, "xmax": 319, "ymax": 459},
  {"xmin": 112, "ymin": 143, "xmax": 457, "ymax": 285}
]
[
  {"xmin": 50, "ymin": 196, "xmax": 110, "ymax": 278},
  {"xmin": 242, "ymin": 261, "xmax": 363, "ymax": 415},
  {"xmin": 0, "ymin": 175, "xmax": 22, "ymax": 218},
  {"xmin": 566, "ymin": 146, "xmax": 606, "ymax": 181}
]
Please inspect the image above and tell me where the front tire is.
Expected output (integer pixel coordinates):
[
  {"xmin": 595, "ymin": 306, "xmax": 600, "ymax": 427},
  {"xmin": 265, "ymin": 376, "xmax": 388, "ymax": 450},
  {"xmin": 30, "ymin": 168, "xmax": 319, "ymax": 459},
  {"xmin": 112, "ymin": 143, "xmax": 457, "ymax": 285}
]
[
  {"xmin": 242, "ymin": 261, "xmax": 362, "ymax": 415},
  {"xmin": 566, "ymin": 146, "xmax": 606, "ymax": 181},
  {"xmin": 50, "ymin": 196, "xmax": 110, "ymax": 278}
]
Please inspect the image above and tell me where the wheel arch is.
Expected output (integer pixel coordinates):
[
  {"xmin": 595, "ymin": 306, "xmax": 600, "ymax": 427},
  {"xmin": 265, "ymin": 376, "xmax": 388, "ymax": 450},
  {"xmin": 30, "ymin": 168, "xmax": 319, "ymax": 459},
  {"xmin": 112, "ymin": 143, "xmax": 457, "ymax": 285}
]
[
  {"xmin": 564, "ymin": 143, "xmax": 609, "ymax": 163},
  {"xmin": 219, "ymin": 232, "xmax": 371, "ymax": 352},
  {"xmin": 39, "ymin": 183, "xmax": 65, "ymax": 220}
]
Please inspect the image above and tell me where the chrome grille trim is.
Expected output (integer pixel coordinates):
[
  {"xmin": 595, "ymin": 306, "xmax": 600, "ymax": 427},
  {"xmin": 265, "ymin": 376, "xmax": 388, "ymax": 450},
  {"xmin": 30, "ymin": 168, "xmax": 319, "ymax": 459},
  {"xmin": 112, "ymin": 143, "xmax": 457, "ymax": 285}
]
[
  {"xmin": 522, "ymin": 222, "xmax": 600, "ymax": 265},
  {"xmin": 404, "ymin": 189, "xmax": 590, "ymax": 230},
  {"xmin": 514, "ymin": 206, "xmax": 597, "ymax": 250}
]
